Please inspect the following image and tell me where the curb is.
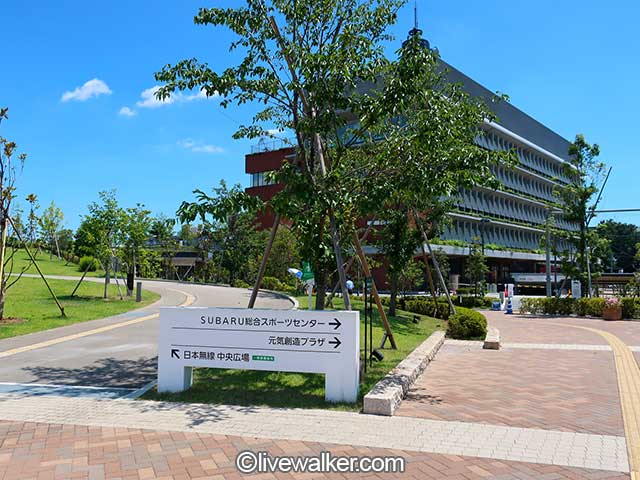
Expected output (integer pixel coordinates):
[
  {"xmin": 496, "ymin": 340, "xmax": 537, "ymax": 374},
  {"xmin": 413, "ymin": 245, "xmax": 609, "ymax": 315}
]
[
  {"xmin": 363, "ymin": 330, "xmax": 445, "ymax": 416},
  {"xmin": 483, "ymin": 327, "xmax": 501, "ymax": 350}
]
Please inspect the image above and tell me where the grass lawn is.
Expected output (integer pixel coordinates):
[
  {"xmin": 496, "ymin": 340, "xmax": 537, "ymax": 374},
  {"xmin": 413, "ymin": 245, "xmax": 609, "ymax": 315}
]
[
  {"xmin": 145, "ymin": 295, "xmax": 443, "ymax": 411},
  {"xmin": 8, "ymin": 249, "xmax": 104, "ymax": 277},
  {"xmin": 0, "ymin": 277, "xmax": 160, "ymax": 339}
]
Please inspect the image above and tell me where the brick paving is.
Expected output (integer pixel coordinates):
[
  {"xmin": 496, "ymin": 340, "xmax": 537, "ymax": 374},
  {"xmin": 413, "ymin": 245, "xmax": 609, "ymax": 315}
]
[
  {"xmin": 0, "ymin": 420, "xmax": 630, "ymax": 479},
  {"xmin": 1, "ymin": 311, "xmax": 638, "ymax": 478},
  {"xmin": 484, "ymin": 311, "xmax": 640, "ymax": 346},
  {"xmin": 396, "ymin": 342, "xmax": 625, "ymax": 436}
]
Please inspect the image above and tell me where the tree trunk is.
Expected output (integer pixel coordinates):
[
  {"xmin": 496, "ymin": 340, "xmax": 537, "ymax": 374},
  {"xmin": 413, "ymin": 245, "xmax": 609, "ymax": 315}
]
[
  {"xmin": 315, "ymin": 268, "xmax": 327, "ymax": 310},
  {"xmin": 104, "ymin": 268, "xmax": 110, "ymax": 299},
  {"xmin": 0, "ymin": 286, "xmax": 5, "ymax": 320},
  {"xmin": 0, "ymin": 216, "xmax": 7, "ymax": 320},
  {"xmin": 389, "ymin": 273, "xmax": 398, "ymax": 317}
]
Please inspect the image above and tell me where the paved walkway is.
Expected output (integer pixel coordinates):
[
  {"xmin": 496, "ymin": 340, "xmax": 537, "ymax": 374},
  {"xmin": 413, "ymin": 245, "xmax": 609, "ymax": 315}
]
[
  {"xmin": 1, "ymin": 309, "xmax": 639, "ymax": 478},
  {"xmin": 0, "ymin": 394, "xmax": 630, "ymax": 476},
  {"xmin": 0, "ymin": 278, "xmax": 292, "ymax": 389},
  {"xmin": 396, "ymin": 341, "xmax": 624, "ymax": 436},
  {"xmin": 0, "ymin": 419, "xmax": 628, "ymax": 480}
]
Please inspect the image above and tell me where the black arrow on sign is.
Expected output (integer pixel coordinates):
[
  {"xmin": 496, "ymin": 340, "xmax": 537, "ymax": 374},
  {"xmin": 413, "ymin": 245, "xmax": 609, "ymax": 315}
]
[
  {"xmin": 171, "ymin": 349, "xmax": 180, "ymax": 359},
  {"xmin": 329, "ymin": 318, "xmax": 342, "ymax": 330},
  {"xmin": 329, "ymin": 337, "xmax": 341, "ymax": 349}
]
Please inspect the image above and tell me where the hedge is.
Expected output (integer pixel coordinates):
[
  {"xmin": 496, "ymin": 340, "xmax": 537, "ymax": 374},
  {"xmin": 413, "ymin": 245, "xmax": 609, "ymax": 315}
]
[
  {"xmin": 381, "ymin": 295, "xmax": 493, "ymax": 312},
  {"xmin": 519, "ymin": 297, "xmax": 640, "ymax": 319},
  {"xmin": 447, "ymin": 307, "xmax": 488, "ymax": 340}
]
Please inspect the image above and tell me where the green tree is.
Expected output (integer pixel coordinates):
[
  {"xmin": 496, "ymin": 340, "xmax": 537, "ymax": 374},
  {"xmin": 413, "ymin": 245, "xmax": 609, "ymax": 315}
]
[
  {"xmin": 0, "ymin": 107, "xmax": 28, "ymax": 319},
  {"xmin": 398, "ymin": 260, "xmax": 422, "ymax": 298},
  {"xmin": 555, "ymin": 135, "xmax": 604, "ymax": 295},
  {"xmin": 431, "ymin": 248, "xmax": 451, "ymax": 294},
  {"xmin": 80, "ymin": 190, "xmax": 125, "ymax": 298},
  {"xmin": 343, "ymin": 32, "xmax": 514, "ymax": 311},
  {"xmin": 39, "ymin": 201, "xmax": 64, "ymax": 259},
  {"xmin": 120, "ymin": 204, "xmax": 152, "ymax": 284},
  {"xmin": 177, "ymin": 181, "xmax": 263, "ymax": 286},
  {"xmin": 264, "ymin": 226, "xmax": 301, "ymax": 284},
  {"xmin": 466, "ymin": 239, "xmax": 489, "ymax": 297},
  {"xmin": 149, "ymin": 214, "xmax": 178, "ymax": 279},
  {"xmin": 377, "ymin": 209, "xmax": 420, "ymax": 316},
  {"xmin": 595, "ymin": 220, "xmax": 640, "ymax": 273},
  {"xmin": 56, "ymin": 228, "xmax": 74, "ymax": 256},
  {"xmin": 25, "ymin": 193, "xmax": 39, "ymax": 246},
  {"xmin": 155, "ymin": 0, "xmax": 406, "ymax": 309}
]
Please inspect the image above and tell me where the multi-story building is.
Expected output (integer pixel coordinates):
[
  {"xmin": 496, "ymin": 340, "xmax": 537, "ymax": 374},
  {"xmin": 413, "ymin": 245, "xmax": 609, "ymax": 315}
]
[{"xmin": 245, "ymin": 29, "xmax": 576, "ymax": 293}]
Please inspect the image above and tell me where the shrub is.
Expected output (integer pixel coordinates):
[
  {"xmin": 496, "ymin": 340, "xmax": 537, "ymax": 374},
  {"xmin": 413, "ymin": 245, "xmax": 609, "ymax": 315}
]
[
  {"xmin": 447, "ymin": 307, "xmax": 487, "ymax": 339},
  {"xmin": 622, "ymin": 298, "xmax": 640, "ymax": 319},
  {"xmin": 258, "ymin": 276, "xmax": 298, "ymax": 295},
  {"xmin": 453, "ymin": 296, "xmax": 494, "ymax": 309},
  {"xmin": 519, "ymin": 298, "xmax": 543, "ymax": 315},
  {"xmin": 520, "ymin": 296, "xmax": 620, "ymax": 318},
  {"xmin": 78, "ymin": 256, "xmax": 98, "ymax": 272},
  {"xmin": 585, "ymin": 297, "xmax": 605, "ymax": 317},
  {"xmin": 573, "ymin": 298, "xmax": 586, "ymax": 317},
  {"xmin": 234, "ymin": 280, "xmax": 251, "ymax": 289},
  {"xmin": 403, "ymin": 298, "xmax": 451, "ymax": 320}
]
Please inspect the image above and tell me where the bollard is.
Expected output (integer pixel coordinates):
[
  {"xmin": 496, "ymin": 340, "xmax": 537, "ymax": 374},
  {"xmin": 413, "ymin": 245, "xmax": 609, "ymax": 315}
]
[
  {"xmin": 136, "ymin": 282, "xmax": 142, "ymax": 303},
  {"xmin": 505, "ymin": 296, "xmax": 513, "ymax": 315}
]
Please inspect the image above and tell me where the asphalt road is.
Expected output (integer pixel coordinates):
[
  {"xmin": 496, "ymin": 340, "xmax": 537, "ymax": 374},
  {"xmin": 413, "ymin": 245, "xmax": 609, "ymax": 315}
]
[{"xmin": 0, "ymin": 277, "xmax": 293, "ymax": 390}]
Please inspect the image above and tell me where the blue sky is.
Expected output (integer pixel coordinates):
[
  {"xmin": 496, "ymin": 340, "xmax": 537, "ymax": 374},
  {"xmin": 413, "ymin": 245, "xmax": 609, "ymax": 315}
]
[{"xmin": 2, "ymin": 0, "xmax": 639, "ymax": 230}]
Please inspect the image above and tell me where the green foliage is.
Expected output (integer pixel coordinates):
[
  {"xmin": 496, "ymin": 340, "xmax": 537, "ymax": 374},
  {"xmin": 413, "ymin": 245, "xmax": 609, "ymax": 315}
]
[
  {"xmin": 177, "ymin": 181, "xmax": 264, "ymax": 287},
  {"xmin": 78, "ymin": 256, "xmax": 98, "ymax": 273},
  {"xmin": 377, "ymin": 209, "xmax": 421, "ymax": 315},
  {"xmin": 76, "ymin": 190, "xmax": 125, "ymax": 270},
  {"xmin": 233, "ymin": 280, "xmax": 251, "ymax": 289},
  {"xmin": 555, "ymin": 134, "xmax": 605, "ymax": 291},
  {"xmin": 595, "ymin": 220, "xmax": 640, "ymax": 273},
  {"xmin": 402, "ymin": 297, "xmax": 451, "ymax": 320},
  {"xmin": 38, "ymin": 200, "xmax": 64, "ymax": 257},
  {"xmin": 260, "ymin": 276, "xmax": 297, "ymax": 295},
  {"xmin": 264, "ymin": 227, "xmax": 301, "ymax": 282},
  {"xmin": 120, "ymin": 204, "xmax": 153, "ymax": 275},
  {"xmin": 447, "ymin": 308, "xmax": 487, "ymax": 340},
  {"xmin": 465, "ymin": 240, "xmax": 489, "ymax": 296},
  {"xmin": 454, "ymin": 296, "xmax": 494, "ymax": 309},
  {"xmin": 519, "ymin": 296, "xmax": 639, "ymax": 318}
]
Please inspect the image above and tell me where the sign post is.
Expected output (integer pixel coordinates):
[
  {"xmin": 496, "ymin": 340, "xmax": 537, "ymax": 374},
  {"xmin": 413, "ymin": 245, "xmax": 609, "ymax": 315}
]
[{"xmin": 158, "ymin": 307, "xmax": 360, "ymax": 403}]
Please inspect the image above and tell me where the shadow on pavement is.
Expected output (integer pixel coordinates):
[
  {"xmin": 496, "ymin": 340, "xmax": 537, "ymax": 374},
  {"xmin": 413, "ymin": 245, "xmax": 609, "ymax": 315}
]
[{"xmin": 23, "ymin": 356, "xmax": 157, "ymax": 388}]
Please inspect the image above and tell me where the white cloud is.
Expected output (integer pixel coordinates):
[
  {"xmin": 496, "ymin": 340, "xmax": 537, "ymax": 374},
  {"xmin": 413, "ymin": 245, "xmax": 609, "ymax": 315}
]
[
  {"xmin": 118, "ymin": 106, "xmax": 136, "ymax": 117},
  {"xmin": 178, "ymin": 139, "xmax": 224, "ymax": 154},
  {"xmin": 61, "ymin": 78, "xmax": 112, "ymax": 102},
  {"xmin": 136, "ymin": 86, "xmax": 219, "ymax": 109},
  {"xmin": 136, "ymin": 86, "xmax": 174, "ymax": 109}
]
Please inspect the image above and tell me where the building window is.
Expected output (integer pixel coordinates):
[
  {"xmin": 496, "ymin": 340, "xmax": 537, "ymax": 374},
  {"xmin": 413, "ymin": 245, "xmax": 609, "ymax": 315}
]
[{"xmin": 250, "ymin": 171, "xmax": 276, "ymax": 187}]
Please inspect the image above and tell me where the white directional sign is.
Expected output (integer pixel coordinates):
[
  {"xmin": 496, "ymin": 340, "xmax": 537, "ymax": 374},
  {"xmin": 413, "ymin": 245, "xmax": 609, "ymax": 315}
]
[{"xmin": 158, "ymin": 307, "xmax": 360, "ymax": 403}]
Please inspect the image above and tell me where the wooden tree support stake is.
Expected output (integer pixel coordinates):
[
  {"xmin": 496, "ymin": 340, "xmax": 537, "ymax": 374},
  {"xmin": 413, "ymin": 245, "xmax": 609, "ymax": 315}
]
[
  {"xmin": 7, "ymin": 215, "xmax": 66, "ymax": 317},
  {"xmin": 325, "ymin": 220, "xmax": 376, "ymax": 308},
  {"xmin": 70, "ymin": 259, "xmax": 94, "ymax": 297},
  {"xmin": 249, "ymin": 213, "xmax": 280, "ymax": 309},
  {"xmin": 413, "ymin": 210, "xmax": 456, "ymax": 316},
  {"xmin": 420, "ymin": 243, "xmax": 440, "ymax": 311},
  {"xmin": 352, "ymin": 232, "xmax": 397, "ymax": 349}
]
